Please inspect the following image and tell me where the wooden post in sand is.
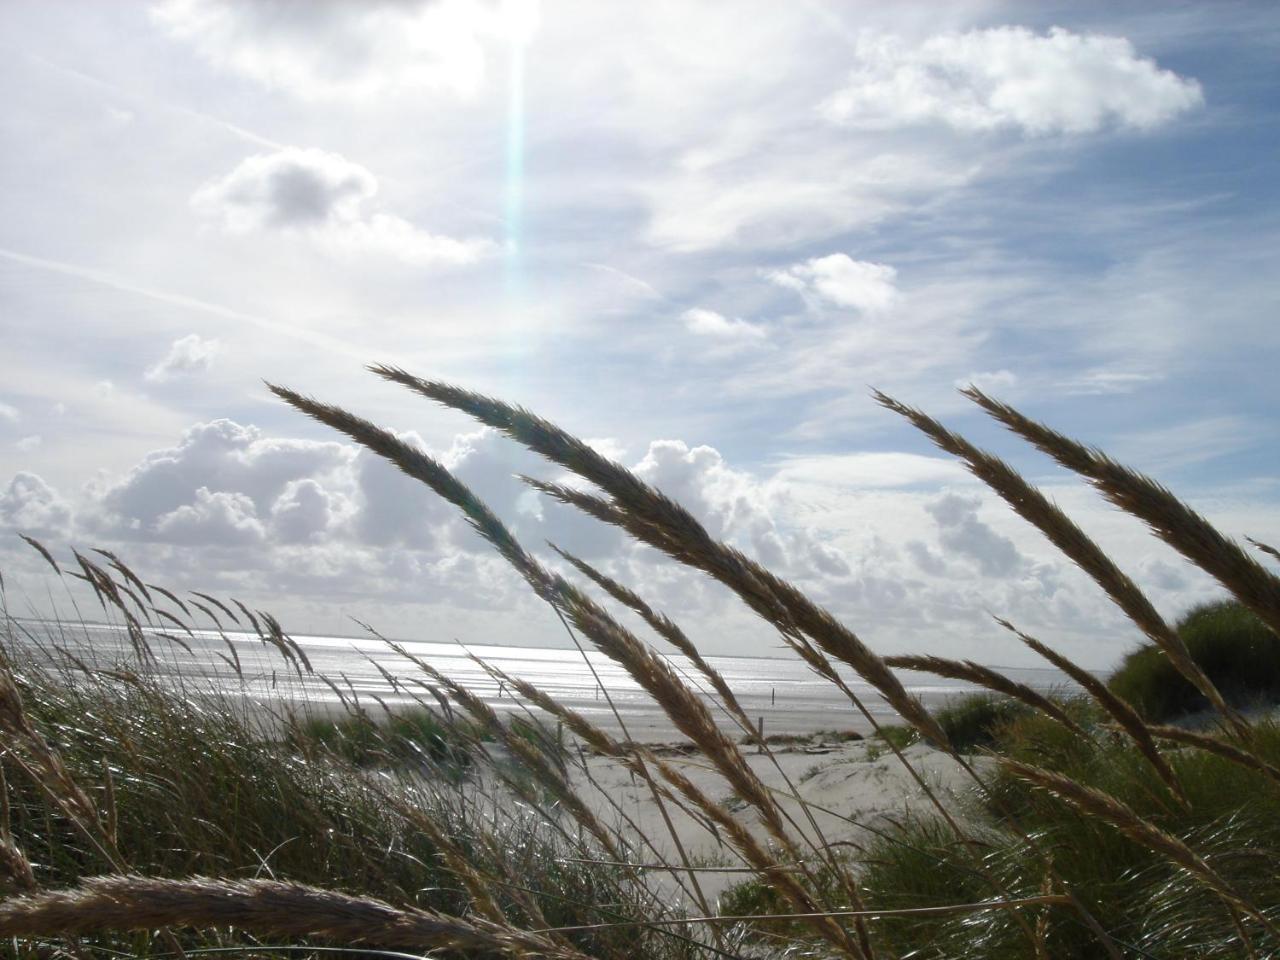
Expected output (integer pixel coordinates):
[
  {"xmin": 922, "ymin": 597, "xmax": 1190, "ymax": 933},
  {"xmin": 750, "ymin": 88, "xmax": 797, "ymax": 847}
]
[{"xmin": 756, "ymin": 716, "xmax": 765, "ymax": 754}]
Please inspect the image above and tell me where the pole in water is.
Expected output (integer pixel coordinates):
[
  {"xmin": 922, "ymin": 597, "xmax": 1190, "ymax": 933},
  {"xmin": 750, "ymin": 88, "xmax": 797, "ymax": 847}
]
[
  {"xmin": 756, "ymin": 716, "xmax": 765, "ymax": 754},
  {"xmin": 771, "ymin": 686, "xmax": 776, "ymax": 706}
]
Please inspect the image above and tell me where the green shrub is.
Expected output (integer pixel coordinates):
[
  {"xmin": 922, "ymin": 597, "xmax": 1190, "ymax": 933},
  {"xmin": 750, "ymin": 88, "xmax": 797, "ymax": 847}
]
[
  {"xmin": 291, "ymin": 705, "xmax": 478, "ymax": 772},
  {"xmin": 934, "ymin": 693, "xmax": 1030, "ymax": 752},
  {"xmin": 858, "ymin": 715, "xmax": 1280, "ymax": 958},
  {"xmin": 1108, "ymin": 599, "xmax": 1280, "ymax": 722},
  {"xmin": 872, "ymin": 722, "xmax": 919, "ymax": 753}
]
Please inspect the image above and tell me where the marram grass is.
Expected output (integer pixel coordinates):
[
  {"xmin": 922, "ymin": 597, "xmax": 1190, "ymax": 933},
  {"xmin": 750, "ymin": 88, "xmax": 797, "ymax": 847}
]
[{"xmin": 0, "ymin": 371, "xmax": 1273, "ymax": 959}]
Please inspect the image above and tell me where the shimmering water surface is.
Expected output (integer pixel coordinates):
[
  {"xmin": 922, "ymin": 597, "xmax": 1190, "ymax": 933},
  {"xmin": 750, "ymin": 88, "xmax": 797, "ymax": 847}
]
[{"xmin": 12, "ymin": 619, "xmax": 1080, "ymax": 739}]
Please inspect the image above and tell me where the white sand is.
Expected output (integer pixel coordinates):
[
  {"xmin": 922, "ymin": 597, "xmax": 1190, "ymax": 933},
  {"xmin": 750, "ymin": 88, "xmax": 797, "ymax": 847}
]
[{"xmin": 563, "ymin": 736, "xmax": 987, "ymax": 902}]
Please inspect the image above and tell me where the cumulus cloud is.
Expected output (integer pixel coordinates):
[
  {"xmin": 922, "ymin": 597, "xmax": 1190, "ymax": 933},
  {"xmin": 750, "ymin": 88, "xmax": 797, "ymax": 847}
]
[
  {"xmin": 4, "ymin": 407, "xmax": 1238, "ymax": 662},
  {"xmin": 191, "ymin": 147, "xmax": 494, "ymax": 266},
  {"xmin": 769, "ymin": 254, "xmax": 899, "ymax": 314},
  {"xmin": 822, "ymin": 27, "xmax": 1203, "ymax": 136},
  {"xmin": 632, "ymin": 438, "xmax": 844, "ymax": 576},
  {"xmin": 90, "ymin": 418, "xmax": 354, "ymax": 539},
  {"xmin": 14, "ymin": 436, "xmax": 42, "ymax": 452},
  {"xmin": 145, "ymin": 334, "xmax": 220, "ymax": 383},
  {"xmin": 681, "ymin": 307, "xmax": 766, "ymax": 341},
  {"xmin": 0, "ymin": 473, "xmax": 72, "ymax": 535},
  {"xmin": 351, "ymin": 429, "xmax": 452, "ymax": 550},
  {"xmin": 155, "ymin": 487, "xmax": 266, "ymax": 545},
  {"xmin": 192, "ymin": 148, "xmax": 375, "ymax": 232},
  {"xmin": 0, "ymin": 402, "xmax": 18, "ymax": 425},
  {"xmin": 925, "ymin": 492, "xmax": 1024, "ymax": 577},
  {"xmin": 905, "ymin": 540, "xmax": 949, "ymax": 576},
  {"xmin": 270, "ymin": 479, "xmax": 338, "ymax": 544},
  {"xmin": 152, "ymin": 0, "xmax": 521, "ymax": 101}
]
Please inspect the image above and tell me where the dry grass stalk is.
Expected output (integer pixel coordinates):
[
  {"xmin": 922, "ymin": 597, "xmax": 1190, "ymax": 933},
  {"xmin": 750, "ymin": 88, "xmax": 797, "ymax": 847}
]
[
  {"xmin": 484, "ymin": 663, "xmax": 771, "ymax": 864},
  {"xmin": 883, "ymin": 653, "xmax": 1088, "ymax": 741},
  {"xmin": 1248, "ymin": 537, "xmax": 1280, "ymax": 564},
  {"xmin": 18, "ymin": 535, "xmax": 61, "ymax": 576},
  {"xmin": 0, "ymin": 839, "xmax": 34, "ymax": 894},
  {"xmin": 384, "ymin": 796, "xmax": 516, "ymax": 929},
  {"xmin": 1143, "ymin": 723, "xmax": 1280, "ymax": 787},
  {"xmin": 639, "ymin": 751, "xmax": 859, "ymax": 951},
  {"xmin": 482, "ymin": 657, "xmax": 810, "ymax": 866},
  {"xmin": 388, "ymin": 643, "xmax": 630, "ymax": 867},
  {"xmin": 552, "ymin": 547, "xmax": 752, "ymax": 729},
  {"xmin": 272, "ymin": 383, "xmax": 872, "ymax": 959},
  {"xmin": 0, "ymin": 763, "xmax": 34, "ymax": 894},
  {"xmin": 964, "ymin": 386, "xmax": 1280, "ymax": 646},
  {"xmin": 534, "ymin": 893, "xmax": 1074, "ymax": 932},
  {"xmin": 0, "ymin": 666, "xmax": 104, "ymax": 845},
  {"xmin": 369, "ymin": 365, "xmax": 948, "ymax": 750},
  {"xmin": 877, "ymin": 390, "xmax": 1249, "ymax": 739},
  {"xmin": 1001, "ymin": 757, "xmax": 1269, "ymax": 928},
  {"xmin": 0, "ymin": 875, "xmax": 589, "ymax": 957},
  {"xmin": 476, "ymin": 660, "xmax": 736, "ymax": 879},
  {"xmin": 534, "ymin": 494, "xmax": 974, "ymax": 853},
  {"xmin": 994, "ymin": 617, "xmax": 1187, "ymax": 804},
  {"xmin": 539, "ymin": 558, "xmax": 888, "ymax": 929}
]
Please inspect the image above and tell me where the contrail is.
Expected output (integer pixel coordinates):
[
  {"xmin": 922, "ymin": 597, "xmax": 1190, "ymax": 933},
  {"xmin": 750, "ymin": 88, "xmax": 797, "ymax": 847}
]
[
  {"xmin": 20, "ymin": 49, "xmax": 285, "ymax": 150},
  {"xmin": 0, "ymin": 246, "xmax": 366, "ymax": 359}
]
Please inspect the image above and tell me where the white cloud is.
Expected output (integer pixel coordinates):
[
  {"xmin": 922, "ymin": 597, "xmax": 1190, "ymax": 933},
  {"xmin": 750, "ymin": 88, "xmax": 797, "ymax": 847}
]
[
  {"xmin": 1111, "ymin": 415, "xmax": 1260, "ymax": 473},
  {"xmin": 633, "ymin": 438, "xmax": 844, "ymax": 576},
  {"xmin": 925, "ymin": 492, "xmax": 1025, "ymax": 577},
  {"xmin": 14, "ymin": 436, "xmax": 42, "ymax": 453},
  {"xmin": 957, "ymin": 370, "xmax": 1017, "ymax": 393},
  {"xmin": 822, "ymin": 27, "xmax": 1203, "ymax": 136},
  {"xmin": 0, "ymin": 402, "xmax": 18, "ymax": 425},
  {"xmin": 155, "ymin": 486, "xmax": 266, "ymax": 545},
  {"xmin": 270, "ymin": 478, "xmax": 338, "ymax": 544},
  {"xmin": 0, "ymin": 472, "xmax": 72, "ymax": 535},
  {"xmin": 681, "ymin": 307, "xmax": 766, "ymax": 341},
  {"xmin": 191, "ymin": 147, "xmax": 494, "ymax": 266},
  {"xmin": 769, "ymin": 254, "xmax": 899, "ymax": 314},
  {"xmin": 1056, "ymin": 369, "xmax": 1159, "ymax": 396},
  {"xmin": 905, "ymin": 540, "xmax": 948, "ymax": 576},
  {"xmin": 772, "ymin": 453, "xmax": 969, "ymax": 490},
  {"xmin": 152, "ymin": 0, "xmax": 516, "ymax": 101},
  {"xmin": 89, "ymin": 418, "xmax": 354, "ymax": 539},
  {"xmin": 145, "ymin": 334, "xmax": 220, "ymax": 383},
  {"xmin": 192, "ymin": 148, "xmax": 375, "ymax": 232},
  {"xmin": 643, "ymin": 153, "xmax": 974, "ymax": 252}
]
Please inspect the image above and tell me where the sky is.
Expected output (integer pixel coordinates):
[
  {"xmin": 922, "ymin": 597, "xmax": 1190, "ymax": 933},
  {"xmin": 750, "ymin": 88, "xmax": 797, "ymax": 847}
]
[{"xmin": 1, "ymin": 1, "xmax": 1278, "ymax": 670}]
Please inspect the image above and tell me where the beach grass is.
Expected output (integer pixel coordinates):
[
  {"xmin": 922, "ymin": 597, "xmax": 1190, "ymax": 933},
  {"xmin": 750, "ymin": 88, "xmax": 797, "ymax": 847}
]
[{"xmin": 0, "ymin": 370, "xmax": 1277, "ymax": 957}]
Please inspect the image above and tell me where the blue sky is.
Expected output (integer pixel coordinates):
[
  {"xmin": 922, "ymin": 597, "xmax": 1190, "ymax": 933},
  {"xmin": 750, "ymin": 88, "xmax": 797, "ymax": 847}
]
[{"xmin": 1, "ymin": 1, "xmax": 1277, "ymax": 668}]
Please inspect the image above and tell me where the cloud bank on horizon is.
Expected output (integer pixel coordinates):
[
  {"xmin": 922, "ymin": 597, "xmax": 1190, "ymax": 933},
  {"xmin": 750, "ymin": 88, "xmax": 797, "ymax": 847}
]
[{"xmin": 0, "ymin": 0, "xmax": 1277, "ymax": 668}]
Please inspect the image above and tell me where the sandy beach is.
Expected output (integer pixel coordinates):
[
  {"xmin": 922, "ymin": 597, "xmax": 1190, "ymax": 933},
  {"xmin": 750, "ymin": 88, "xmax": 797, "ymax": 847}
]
[{"xmin": 553, "ymin": 735, "xmax": 985, "ymax": 902}]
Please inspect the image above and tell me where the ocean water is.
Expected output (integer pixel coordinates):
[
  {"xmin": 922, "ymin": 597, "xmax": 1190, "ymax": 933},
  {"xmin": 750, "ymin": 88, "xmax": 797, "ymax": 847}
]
[{"xmin": 11, "ymin": 619, "xmax": 1079, "ymax": 739}]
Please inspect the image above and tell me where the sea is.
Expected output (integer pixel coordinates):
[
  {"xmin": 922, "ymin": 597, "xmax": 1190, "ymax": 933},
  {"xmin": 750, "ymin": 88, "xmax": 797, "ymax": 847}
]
[{"xmin": 8, "ymin": 619, "xmax": 1080, "ymax": 740}]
